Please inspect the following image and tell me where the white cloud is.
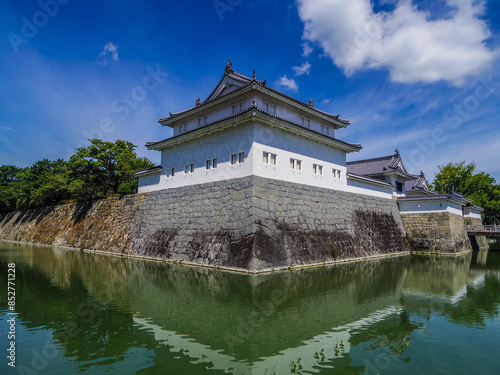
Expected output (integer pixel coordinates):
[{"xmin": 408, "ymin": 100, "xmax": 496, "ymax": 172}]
[
  {"xmin": 277, "ymin": 75, "xmax": 299, "ymax": 91},
  {"xmin": 0, "ymin": 126, "xmax": 12, "ymax": 131},
  {"xmin": 321, "ymin": 99, "xmax": 330, "ymax": 104},
  {"xmin": 302, "ymin": 42, "xmax": 313, "ymax": 57},
  {"xmin": 293, "ymin": 61, "xmax": 312, "ymax": 76},
  {"xmin": 297, "ymin": 0, "xmax": 498, "ymax": 85},
  {"xmin": 99, "ymin": 42, "xmax": 119, "ymax": 61}
]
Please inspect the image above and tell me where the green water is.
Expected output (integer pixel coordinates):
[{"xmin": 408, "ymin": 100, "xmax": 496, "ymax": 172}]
[{"xmin": 1, "ymin": 242, "xmax": 499, "ymax": 374}]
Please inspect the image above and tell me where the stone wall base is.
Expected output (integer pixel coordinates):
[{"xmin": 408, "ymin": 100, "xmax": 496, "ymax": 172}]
[
  {"xmin": 401, "ymin": 212, "xmax": 472, "ymax": 254},
  {"xmin": 0, "ymin": 176, "xmax": 410, "ymax": 272}
]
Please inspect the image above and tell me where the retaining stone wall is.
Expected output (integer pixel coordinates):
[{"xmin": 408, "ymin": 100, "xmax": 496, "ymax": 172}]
[
  {"xmin": 0, "ymin": 176, "xmax": 410, "ymax": 272},
  {"xmin": 464, "ymin": 217, "xmax": 489, "ymax": 250},
  {"xmin": 401, "ymin": 212, "xmax": 472, "ymax": 253}
]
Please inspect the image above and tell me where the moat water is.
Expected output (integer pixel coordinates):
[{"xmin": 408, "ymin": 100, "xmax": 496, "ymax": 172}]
[{"xmin": 1, "ymin": 242, "xmax": 500, "ymax": 374}]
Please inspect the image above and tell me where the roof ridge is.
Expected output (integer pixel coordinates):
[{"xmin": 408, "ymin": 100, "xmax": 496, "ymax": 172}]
[{"xmin": 347, "ymin": 154, "xmax": 396, "ymax": 164}]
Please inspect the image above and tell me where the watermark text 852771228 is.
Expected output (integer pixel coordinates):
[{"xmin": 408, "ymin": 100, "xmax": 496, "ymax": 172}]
[{"xmin": 7, "ymin": 263, "xmax": 17, "ymax": 368}]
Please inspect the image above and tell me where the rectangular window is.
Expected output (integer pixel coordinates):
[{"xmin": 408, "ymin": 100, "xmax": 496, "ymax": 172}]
[
  {"xmin": 301, "ymin": 117, "xmax": 310, "ymax": 128},
  {"xmin": 332, "ymin": 168, "xmax": 341, "ymax": 179},
  {"xmin": 231, "ymin": 153, "xmax": 238, "ymax": 165},
  {"xmin": 290, "ymin": 158, "xmax": 302, "ymax": 171},
  {"xmin": 190, "ymin": 163, "xmax": 195, "ymax": 173},
  {"xmin": 212, "ymin": 158, "xmax": 217, "ymax": 168},
  {"xmin": 184, "ymin": 164, "xmax": 190, "ymax": 174},
  {"xmin": 238, "ymin": 151, "xmax": 245, "ymax": 163},
  {"xmin": 232, "ymin": 102, "xmax": 244, "ymax": 114},
  {"xmin": 198, "ymin": 116, "xmax": 207, "ymax": 127},
  {"xmin": 206, "ymin": 159, "xmax": 211, "ymax": 170},
  {"xmin": 270, "ymin": 153, "xmax": 277, "ymax": 165},
  {"xmin": 179, "ymin": 124, "xmax": 188, "ymax": 134},
  {"xmin": 313, "ymin": 164, "xmax": 323, "ymax": 175},
  {"xmin": 166, "ymin": 168, "xmax": 175, "ymax": 177},
  {"xmin": 263, "ymin": 102, "xmax": 276, "ymax": 114},
  {"xmin": 263, "ymin": 151, "xmax": 277, "ymax": 165},
  {"xmin": 396, "ymin": 181, "xmax": 404, "ymax": 193}
]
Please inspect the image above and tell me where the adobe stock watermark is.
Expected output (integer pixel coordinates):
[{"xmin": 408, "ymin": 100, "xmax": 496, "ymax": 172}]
[
  {"xmin": 15, "ymin": 299, "xmax": 103, "ymax": 374},
  {"xmin": 405, "ymin": 74, "xmax": 500, "ymax": 172},
  {"xmin": 340, "ymin": 17, "xmax": 383, "ymax": 64},
  {"xmin": 213, "ymin": 0, "xmax": 243, "ymax": 21},
  {"xmin": 8, "ymin": 0, "xmax": 72, "ymax": 53},
  {"xmin": 65, "ymin": 64, "xmax": 168, "ymax": 159}
]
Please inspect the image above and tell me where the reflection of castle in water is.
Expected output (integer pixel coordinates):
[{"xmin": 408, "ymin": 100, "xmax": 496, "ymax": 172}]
[{"xmin": 1, "ymin": 243, "xmax": 499, "ymax": 374}]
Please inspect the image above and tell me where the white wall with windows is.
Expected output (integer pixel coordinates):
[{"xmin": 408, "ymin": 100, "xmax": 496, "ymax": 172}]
[
  {"xmin": 139, "ymin": 121, "xmax": 393, "ymax": 199},
  {"xmin": 171, "ymin": 91, "xmax": 342, "ymax": 140}
]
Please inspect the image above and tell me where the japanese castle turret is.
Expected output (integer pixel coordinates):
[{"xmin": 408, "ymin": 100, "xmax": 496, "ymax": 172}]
[{"xmin": 136, "ymin": 61, "xmax": 395, "ymax": 198}]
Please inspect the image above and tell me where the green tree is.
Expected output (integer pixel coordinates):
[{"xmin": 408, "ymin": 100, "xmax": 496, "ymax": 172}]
[
  {"xmin": 68, "ymin": 139, "xmax": 154, "ymax": 199},
  {"xmin": 433, "ymin": 161, "xmax": 500, "ymax": 224},
  {"xmin": 0, "ymin": 165, "xmax": 22, "ymax": 185},
  {"xmin": 0, "ymin": 165, "xmax": 23, "ymax": 213},
  {"xmin": 14, "ymin": 159, "xmax": 71, "ymax": 210}
]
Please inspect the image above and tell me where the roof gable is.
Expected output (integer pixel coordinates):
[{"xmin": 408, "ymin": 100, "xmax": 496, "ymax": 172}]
[
  {"xmin": 204, "ymin": 71, "xmax": 257, "ymax": 103},
  {"xmin": 158, "ymin": 61, "xmax": 350, "ymax": 128},
  {"xmin": 346, "ymin": 151, "xmax": 415, "ymax": 179}
]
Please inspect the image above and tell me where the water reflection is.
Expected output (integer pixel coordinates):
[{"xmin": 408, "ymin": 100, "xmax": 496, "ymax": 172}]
[{"xmin": 1, "ymin": 242, "xmax": 499, "ymax": 374}]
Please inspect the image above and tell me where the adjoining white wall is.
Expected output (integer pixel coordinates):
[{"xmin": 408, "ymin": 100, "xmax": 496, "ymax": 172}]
[
  {"xmin": 137, "ymin": 172, "xmax": 161, "ymax": 189},
  {"xmin": 463, "ymin": 207, "xmax": 482, "ymax": 219},
  {"xmin": 347, "ymin": 177, "xmax": 394, "ymax": 195},
  {"xmin": 399, "ymin": 200, "xmax": 464, "ymax": 216}
]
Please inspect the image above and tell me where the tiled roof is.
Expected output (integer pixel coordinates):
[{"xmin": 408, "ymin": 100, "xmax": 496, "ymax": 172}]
[
  {"xmin": 405, "ymin": 174, "xmax": 429, "ymax": 192},
  {"xmin": 133, "ymin": 165, "xmax": 162, "ymax": 178},
  {"xmin": 347, "ymin": 152, "xmax": 417, "ymax": 179},
  {"xmin": 397, "ymin": 194, "xmax": 451, "ymax": 202}
]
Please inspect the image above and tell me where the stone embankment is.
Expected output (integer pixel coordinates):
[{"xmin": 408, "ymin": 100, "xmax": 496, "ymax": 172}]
[{"xmin": 0, "ymin": 176, "xmax": 411, "ymax": 273}]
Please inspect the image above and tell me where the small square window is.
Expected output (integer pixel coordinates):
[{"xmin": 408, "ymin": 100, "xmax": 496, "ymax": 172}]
[
  {"xmin": 198, "ymin": 116, "xmax": 207, "ymax": 127},
  {"xmin": 290, "ymin": 158, "xmax": 302, "ymax": 170},
  {"xmin": 166, "ymin": 168, "xmax": 175, "ymax": 177},
  {"xmin": 238, "ymin": 151, "xmax": 245, "ymax": 163},
  {"xmin": 314, "ymin": 164, "xmax": 323, "ymax": 175}
]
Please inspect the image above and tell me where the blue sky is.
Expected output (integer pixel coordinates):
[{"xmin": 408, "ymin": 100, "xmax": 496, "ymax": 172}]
[{"xmin": 1, "ymin": 0, "xmax": 500, "ymax": 183}]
